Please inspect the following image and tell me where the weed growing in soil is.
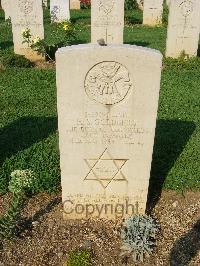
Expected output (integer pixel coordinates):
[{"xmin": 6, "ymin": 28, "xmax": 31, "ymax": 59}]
[
  {"xmin": 66, "ymin": 250, "xmax": 92, "ymax": 266},
  {"xmin": 0, "ymin": 170, "xmax": 35, "ymax": 239},
  {"xmin": 121, "ymin": 215, "xmax": 160, "ymax": 262}
]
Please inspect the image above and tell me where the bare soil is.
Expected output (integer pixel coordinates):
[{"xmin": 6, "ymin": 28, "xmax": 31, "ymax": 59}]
[{"xmin": 0, "ymin": 191, "xmax": 200, "ymax": 266}]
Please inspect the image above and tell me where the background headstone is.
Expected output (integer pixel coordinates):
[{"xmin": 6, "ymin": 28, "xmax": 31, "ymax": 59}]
[
  {"xmin": 50, "ymin": 0, "xmax": 70, "ymax": 22},
  {"xmin": 166, "ymin": 0, "xmax": 200, "ymax": 58},
  {"xmin": 56, "ymin": 44, "xmax": 162, "ymax": 220},
  {"xmin": 70, "ymin": 0, "xmax": 80, "ymax": 9},
  {"xmin": 11, "ymin": 0, "xmax": 44, "ymax": 61},
  {"xmin": 2, "ymin": 0, "xmax": 11, "ymax": 20},
  {"xmin": 143, "ymin": 0, "xmax": 163, "ymax": 26},
  {"xmin": 91, "ymin": 0, "xmax": 124, "ymax": 44}
]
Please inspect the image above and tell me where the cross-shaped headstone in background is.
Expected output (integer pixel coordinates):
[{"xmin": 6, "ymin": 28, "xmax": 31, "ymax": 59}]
[{"xmin": 91, "ymin": 0, "xmax": 124, "ymax": 45}]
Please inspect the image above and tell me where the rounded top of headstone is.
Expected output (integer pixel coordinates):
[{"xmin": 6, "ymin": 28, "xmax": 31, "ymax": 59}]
[{"xmin": 56, "ymin": 44, "xmax": 163, "ymax": 59}]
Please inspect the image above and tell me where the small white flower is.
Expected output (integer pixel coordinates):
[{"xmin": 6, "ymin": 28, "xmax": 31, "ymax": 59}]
[
  {"xmin": 9, "ymin": 169, "xmax": 35, "ymax": 194},
  {"xmin": 22, "ymin": 28, "xmax": 29, "ymax": 34},
  {"xmin": 33, "ymin": 37, "xmax": 40, "ymax": 44}
]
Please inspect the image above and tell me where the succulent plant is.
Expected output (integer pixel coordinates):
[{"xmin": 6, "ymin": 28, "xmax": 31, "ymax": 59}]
[
  {"xmin": 0, "ymin": 169, "xmax": 35, "ymax": 239},
  {"xmin": 121, "ymin": 215, "xmax": 160, "ymax": 262}
]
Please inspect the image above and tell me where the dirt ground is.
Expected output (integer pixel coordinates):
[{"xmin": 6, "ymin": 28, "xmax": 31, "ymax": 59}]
[{"xmin": 0, "ymin": 190, "xmax": 200, "ymax": 266}]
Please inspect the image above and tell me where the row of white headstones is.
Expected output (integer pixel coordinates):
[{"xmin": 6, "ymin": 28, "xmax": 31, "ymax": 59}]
[
  {"xmin": 1, "ymin": 0, "xmax": 200, "ymax": 61},
  {"xmin": 1, "ymin": 0, "xmax": 200, "ymax": 220}
]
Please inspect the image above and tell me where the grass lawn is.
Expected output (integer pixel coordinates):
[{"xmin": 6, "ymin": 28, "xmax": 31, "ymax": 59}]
[{"xmin": 0, "ymin": 7, "xmax": 199, "ymax": 198}]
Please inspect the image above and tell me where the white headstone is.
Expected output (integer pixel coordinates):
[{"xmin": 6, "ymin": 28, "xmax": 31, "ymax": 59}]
[
  {"xmin": 91, "ymin": 0, "xmax": 124, "ymax": 44},
  {"xmin": 166, "ymin": 0, "xmax": 200, "ymax": 58},
  {"xmin": 143, "ymin": 0, "xmax": 163, "ymax": 26},
  {"xmin": 70, "ymin": 0, "xmax": 80, "ymax": 9},
  {"xmin": 11, "ymin": 0, "xmax": 44, "ymax": 61},
  {"xmin": 50, "ymin": 0, "xmax": 70, "ymax": 23},
  {"xmin": 2, "ymin": 0, "xmax": 11, "ymax": 20},
  {"xmin": 56, "ymin": 44, "xmax": 163, "ymax": 220}
]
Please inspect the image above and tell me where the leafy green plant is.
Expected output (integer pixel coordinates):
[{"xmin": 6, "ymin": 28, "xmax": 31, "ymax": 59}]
[
  {"xmin": 0, "ymin": 170, "xmax": 35, "ymax": 239},
  {"xmin": 67, "ymin": 250, "xmax": 92, "ymax": 266},
  {"xmin": 121, "ymin": 215, "xmax": 160, "ymax": 262},
  {"xmin": 162, "ymin": 2, "xmax": 169, "ymax": 26},
  {"xmin": 0, "ymin": 193, "xmax": 24, "ymax": 239},
  {"xmin": 22, "ymin": 21, "xmax": 76, "ymax": 61},
  {"xmin": 8, "ymin": 169, "xmax": 35, "ymax": 194},
  {"xmin": 178, "ymin": 50, "xmax": 190, "ymax": 60},
  {"xmin": 125, "ymin": 0, "xmax": 138, "ymax": 10},
  {"xmin": 5, "ymin": 16, "xmax": 12, "ymax": 25}
]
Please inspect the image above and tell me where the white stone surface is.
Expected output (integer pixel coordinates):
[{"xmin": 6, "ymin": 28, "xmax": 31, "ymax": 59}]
[
  {"xmin": 11, "ymin": 0, "xmax": 44, "ymax": 61},
  {"xmin": 50, "ymin": 0, "xmax": 70, "ymax": 22},
  {"xmin": 166, "ymin": 0, "xmax": 200, "ymax": 58},
  {"xmin": 2, "ymin": 0, "xmax": 11, "ymax": 20},
  {"xmin": 56, "ymin": 44, "xmax": 163, "ymax": 220},
  {"xmin": 91, "ymin": 0, "xmax": 124, "ymax": 44},
  {"xmin": 70, "ymin": 0, "xmax": 80, "ymax": 9},
  {"xmin": 143, "ymin": 0, "xmax": 163, "ymax": 26}
]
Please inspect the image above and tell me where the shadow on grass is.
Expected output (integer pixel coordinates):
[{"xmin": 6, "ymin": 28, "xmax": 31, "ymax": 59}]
[
  {"xmin": 70, "ymin": 10, "xmax": 91, "ymax": 24},
  {"xmin": 71, "ymin": 16, "xmax": 91, "ymax": 24},
  {"xmin": 71, "ymin": 39, "xmax": 89, "ymax": 45},
  {"xmin": 197, "ymin": 44, "xmax": 200, "ymax": 57},
  {"xmin": 124, "ymin": 40, "xmax": 150, "ymax": 47},
  {"xmin": 0, "ymin": 41, "xmax": 13, "ymax": 50},
  {"xmin": 147, "ymin": 119, "xmax": 196, "ymax": 211},
  {"xmin": 169, "ymin": 219, "xmax": 200, "ymax": 266},
  {"xmin": 0, "ymin": 14, "xmax": 5, "ymax": 22},
  {"xmin": 0, "ymin": 116, "xmax": 57, "ymax": 167},
  {"xmin": 125, "ymin": 16, "xmax": 142, "ymax": 25},
  {"xmin": 45, "ymin": 39, "xmax": 87, "ymax": 60}
]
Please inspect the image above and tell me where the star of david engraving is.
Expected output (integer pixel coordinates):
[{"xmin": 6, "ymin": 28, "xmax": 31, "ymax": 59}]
[{"xmin": 84, "ymin": 148, "xmax": 128, "ymax": 189}]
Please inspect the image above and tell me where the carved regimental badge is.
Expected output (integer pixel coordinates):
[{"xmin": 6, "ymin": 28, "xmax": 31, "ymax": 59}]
[
  {"xmin": 179, "ymin": 1, "xmax": 193, "ymax": 17},
  {"xmin": 85, "ymin": 61, "xmax": 132, "ymax": 105},
  {"xmin": 99, "ymin": 0, "xmax": 115, "ymax": 15},
  {"xmin": 19, "ymin": 0, "xmax": 34, "ymax": 15}
]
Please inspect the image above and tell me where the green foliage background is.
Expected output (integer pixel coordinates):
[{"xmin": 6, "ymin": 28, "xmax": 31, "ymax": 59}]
[{"xmin": 125, "ymin": 0, "xmax": 139, "ymax": 10}]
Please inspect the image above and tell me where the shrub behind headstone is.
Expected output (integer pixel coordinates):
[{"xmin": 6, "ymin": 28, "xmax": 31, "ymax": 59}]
[{"xmin": 125, "ymin": 0, "xmax": 138, "ymax": 10}]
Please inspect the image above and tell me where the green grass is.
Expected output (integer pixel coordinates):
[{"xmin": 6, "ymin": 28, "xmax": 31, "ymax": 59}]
[
  {"xmin": 66, "ymin": 250, "xmax": 92, "ymax": 266},
  {"xmin": 0, "ymin": 8, "xmax": 200, "ymax": 196}
]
